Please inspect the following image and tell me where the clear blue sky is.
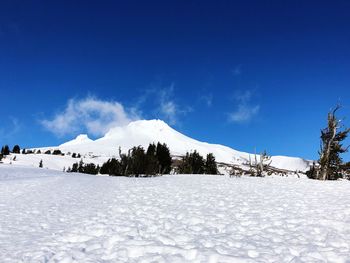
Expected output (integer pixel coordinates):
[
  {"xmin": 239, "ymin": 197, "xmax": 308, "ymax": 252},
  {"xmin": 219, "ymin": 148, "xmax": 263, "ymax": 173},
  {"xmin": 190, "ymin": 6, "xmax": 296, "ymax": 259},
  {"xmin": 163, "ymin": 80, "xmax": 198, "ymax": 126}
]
[{"xmin": 1, "ymin": 0, "xmax": 349, "ymax": 161}]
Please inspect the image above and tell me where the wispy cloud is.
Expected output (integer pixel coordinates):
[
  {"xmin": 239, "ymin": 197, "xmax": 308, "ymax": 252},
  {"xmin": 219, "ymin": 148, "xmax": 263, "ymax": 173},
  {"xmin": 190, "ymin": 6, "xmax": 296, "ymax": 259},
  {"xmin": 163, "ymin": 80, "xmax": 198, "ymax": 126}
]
[
  {"xmin": 136, "ymin": 83, "xmax": 191, "ymax": 125},
  {"xmin": 0, "ymin": 117, "xmax": 21, "ymax": 141},
  {"xmin": 41, "ymin": 97, "xmax": 140, "ymax": 137},
  {"xmin": 158, "ymin": 85, "xmax": 191, "ymax": 125},
  {"xmin": 228, "ymin": 90, "xmax": 260, "ymax": 123},
  {"xmin": 199, "ymin": 94, "xmax": 213, "ymax": 107}
]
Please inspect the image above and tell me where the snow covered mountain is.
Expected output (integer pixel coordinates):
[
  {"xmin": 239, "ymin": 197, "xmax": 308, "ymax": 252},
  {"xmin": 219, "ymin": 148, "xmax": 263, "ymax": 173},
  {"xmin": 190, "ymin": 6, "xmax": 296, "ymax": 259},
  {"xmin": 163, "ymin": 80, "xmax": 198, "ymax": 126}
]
[
  {"xmin": 54, "ymin": 119, "xmax": 311, "ymax": 172},
  {"xmin": 2, "ymin": 119, "xmax": 311, "ymax": 172}
]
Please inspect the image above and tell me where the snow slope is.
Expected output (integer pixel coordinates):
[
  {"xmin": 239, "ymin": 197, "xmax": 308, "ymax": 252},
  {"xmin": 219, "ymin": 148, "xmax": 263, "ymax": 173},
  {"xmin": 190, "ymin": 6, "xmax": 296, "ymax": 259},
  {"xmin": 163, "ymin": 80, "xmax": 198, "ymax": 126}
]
[
  {"xmin": 36, "ymin": 119, "xmax": 311, "ymax": 172},
  {"xmin": 1, "ymin": 165, "xmax": 349, "ymax": 262},
  {"xmin": 1, "ymin": 153, "xmax": 108, "ymax": 171}
]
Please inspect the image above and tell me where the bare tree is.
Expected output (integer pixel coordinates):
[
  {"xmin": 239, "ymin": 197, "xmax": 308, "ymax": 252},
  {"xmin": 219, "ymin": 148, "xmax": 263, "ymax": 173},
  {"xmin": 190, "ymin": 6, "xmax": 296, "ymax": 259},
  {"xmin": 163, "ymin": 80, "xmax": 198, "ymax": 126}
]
[{"xmin": 249, "ymin": 149, "xmax": 272, "ymax": 177}]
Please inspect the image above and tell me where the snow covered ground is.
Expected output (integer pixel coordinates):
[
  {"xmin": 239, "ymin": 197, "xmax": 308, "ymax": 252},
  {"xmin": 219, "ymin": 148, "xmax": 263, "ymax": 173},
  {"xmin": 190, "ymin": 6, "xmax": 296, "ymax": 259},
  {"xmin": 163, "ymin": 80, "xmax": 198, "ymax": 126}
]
[{"xmin": 1, "ymin": 165, "xmax": 350, "ymax": 262}]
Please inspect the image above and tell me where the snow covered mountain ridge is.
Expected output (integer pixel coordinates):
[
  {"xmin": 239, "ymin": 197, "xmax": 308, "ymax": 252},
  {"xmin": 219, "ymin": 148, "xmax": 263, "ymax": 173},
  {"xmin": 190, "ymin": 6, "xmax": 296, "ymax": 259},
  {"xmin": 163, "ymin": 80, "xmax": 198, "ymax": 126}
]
[{"xmin": 54, "ymin": 119, "xmax": 311, "ymax": 172}]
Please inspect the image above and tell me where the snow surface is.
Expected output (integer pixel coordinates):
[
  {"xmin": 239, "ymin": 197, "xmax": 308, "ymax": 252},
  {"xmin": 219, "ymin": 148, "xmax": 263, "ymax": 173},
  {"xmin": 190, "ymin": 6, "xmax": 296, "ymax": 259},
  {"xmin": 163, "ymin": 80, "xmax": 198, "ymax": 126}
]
[
  {"xmin": 1, "ymin": 165, "xmax": 350, "ymax": 262},
  {"xmin": 1, "ymin": 153, "xmax": 108, "ymax": 171},
  {"xmin": 32, "ymin": 119, "xmax": 311, "ymax": 172}
]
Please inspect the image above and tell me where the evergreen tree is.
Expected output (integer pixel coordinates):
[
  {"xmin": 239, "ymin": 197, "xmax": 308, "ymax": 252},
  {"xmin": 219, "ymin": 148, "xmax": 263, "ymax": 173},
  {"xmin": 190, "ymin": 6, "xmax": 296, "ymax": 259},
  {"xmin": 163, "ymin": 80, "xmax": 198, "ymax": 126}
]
[
  {"xmin": 71, "ymin": 162, "xmax": 79, "ymax": 172},
  {"xmin": 1, "ymin": 145, "xmax": 10, "ymax": 155},
  {"xmin": 100, "ymin": 158, "xmax": 123, "ymax": 176},
  {"xmin": 52, "ymin": 149, "xmax": 62, "ymax": 155},
  {"xmin": 39, "ymin": 159, "xmax": 43, "ymax": 168},
  {"xmin": 156, "ymin": 143, "xmax": 172, "ymax": 174},
  {"xmin": 45, "ymin": 150, "xmax": 51, "ymax": 154},
  {"xmin": 191, "ymin": 150, "xmax": 205, "ymax": 174},
  {"xmin": 119, "ymin": 147, "xmax": 131, "ymax": 176},
  {"xmin": 306, "ymin": 162, "xmax": 318, "ymax": 179},
  {"xmin": 22, "ymin": 148, "xmax": 26, "ymax": 154},
  {"xmin": 78, "ymin": 159, "xmax": 84, "ymax": 173},
  {"xmin": 205, "ymin": 153, "xmax": 218, "ymax": 174},
  {"xmin": 82, "ymin": 163, "xmax": 99, "ymax": 175},
  {"xmin": 178, "ymin": 151, "xmax": 205, "ymax": 174},
  {"xmin": 129, "ymin": 146, "xmax": 146, "ymax": 176},
  {"xmin": 317, "ymin": 105, "xmax": 350, "ymax": 180},
  {"xmin": 12, "ymin": 145, "xmax": 20, "ymax": 154},
  {"xmin": 178, "ymin": 152, "xmax": 193, "ymax": 174},
  {"xmin": 36, "ymin": 149, "xmax": 41, "ymax": 154},
  {"xmin": 145, "ymin": 143, "xmax": 159, "ymax": 175},
  {"xmin": 0, "ymin": 153, "xmax": 3, "ymax": 162}
]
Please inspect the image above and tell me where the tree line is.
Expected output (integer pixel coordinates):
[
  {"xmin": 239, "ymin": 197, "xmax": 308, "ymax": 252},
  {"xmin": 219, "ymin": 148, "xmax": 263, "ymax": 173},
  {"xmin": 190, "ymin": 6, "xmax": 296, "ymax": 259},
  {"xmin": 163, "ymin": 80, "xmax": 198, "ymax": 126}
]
[{"xmin": 66, "ymin": 144, "xmax": 219, "ymax": 176}]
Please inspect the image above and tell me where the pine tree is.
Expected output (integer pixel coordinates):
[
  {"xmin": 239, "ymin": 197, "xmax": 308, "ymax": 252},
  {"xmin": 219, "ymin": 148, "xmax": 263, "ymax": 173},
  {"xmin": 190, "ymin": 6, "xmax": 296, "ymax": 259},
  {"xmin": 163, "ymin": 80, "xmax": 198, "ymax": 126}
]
[
  {"xmin": 12, "ymin": 145, "xmax": 20, "ymax": 154},
  {"xmin": 119, "ymin": 147, "xmax": 131, "ymax": 176},
  {"xmin": 318, "ymin": 105, "xmax": 350, "ymax": 180},
  {"xmin": 205, "ymin": 153, "xmax": 218, "ymax": 174},
  {"xmin": 52, "ymin": 149, "xmax": 62, "ymax": 155},
  {"xmin": 178, "ymin": 152, "xmax": 193, "ymax": 174},
  {"xmin": 39, "ymin": 159, "xmax": 43, "ymax": 168},
  {"xmin": 1, "ymin": 145, "xmax": 10, "ymax": 155},
  {"xmin": 156, "ymin": 143, "xmax": 172, "ymax": 174},
  {"xmin": 178, "ymin": 151, "xmax": 205, "ymax": 174},
  {"xmin": 145, "ymin": 143, "xmax": 159, "ymax": 175},
  {"xmin": 129, "ymin": 146, "xmax": 146, "ymax": 176},
  {"xmin": 82, "ymin": 163, "xmax": 99, "ymax": 175},
  {"xmin": 100, "ymin": 158, "xmax": 123, "ymax": 176},
  {"xmin": 78, "ymin": 159, "xmax": 84, "ymax": 173},
  {"xmin": 71, "ymin": 162, "xmax": 79, "ymax": 172}
]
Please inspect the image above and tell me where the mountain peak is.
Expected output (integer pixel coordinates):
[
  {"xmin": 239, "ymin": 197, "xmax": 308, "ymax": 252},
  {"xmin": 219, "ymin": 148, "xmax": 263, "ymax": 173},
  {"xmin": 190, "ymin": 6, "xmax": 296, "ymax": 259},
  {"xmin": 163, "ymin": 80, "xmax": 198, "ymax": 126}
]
[
  {"xmin": 127, "ymin": 119, "xmax": 171, "ymax": 130},
  {"xmin": 59, "ymin": 134, "xmax": 93, "ymax": 147},
  {"xmin": 104, "ymin": 119, "xmax": 172, "ymax": 138}
]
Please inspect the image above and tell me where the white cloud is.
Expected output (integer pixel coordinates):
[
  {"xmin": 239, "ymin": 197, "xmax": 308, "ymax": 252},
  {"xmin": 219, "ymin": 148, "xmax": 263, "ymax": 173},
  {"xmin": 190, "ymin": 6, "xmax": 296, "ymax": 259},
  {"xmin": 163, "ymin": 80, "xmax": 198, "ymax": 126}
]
[
  {"xmin": 229, "ymin": 104, "xmax": 260, "ymax": 122},
  {"xmin": 157, "ymin": 85, "xmax": 192, "ymax": 125},
  {"xmin": 228, "ymin": 90, "xmax": 260, "ymax": 123},
  {"xmin": 135, "ymin": 83, "xmax": 191, "ymax": 125},
  {"xmin": 41, "ymin": 97, "xmax": 140, "ymax": 137},
  {"xmin": 160, "ymin": 100, "xmax": 177, "ymax": 125}
]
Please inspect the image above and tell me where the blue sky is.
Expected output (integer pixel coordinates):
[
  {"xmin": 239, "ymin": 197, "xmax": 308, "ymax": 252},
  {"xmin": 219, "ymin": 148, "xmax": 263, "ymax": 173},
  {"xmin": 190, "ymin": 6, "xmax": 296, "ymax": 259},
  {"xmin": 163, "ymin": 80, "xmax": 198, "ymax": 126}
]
[{"xmin": 1, "ymin": 0, "xmax": 350, "ymax": 161}]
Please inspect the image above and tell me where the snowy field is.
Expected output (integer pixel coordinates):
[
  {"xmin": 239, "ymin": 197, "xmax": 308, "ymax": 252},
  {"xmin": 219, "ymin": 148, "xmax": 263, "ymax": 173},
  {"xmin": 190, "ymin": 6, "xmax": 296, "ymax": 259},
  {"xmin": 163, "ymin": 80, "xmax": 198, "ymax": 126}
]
[{"xmin": 0, "ymin": 165, "xmax": 350, "ymax": 262}]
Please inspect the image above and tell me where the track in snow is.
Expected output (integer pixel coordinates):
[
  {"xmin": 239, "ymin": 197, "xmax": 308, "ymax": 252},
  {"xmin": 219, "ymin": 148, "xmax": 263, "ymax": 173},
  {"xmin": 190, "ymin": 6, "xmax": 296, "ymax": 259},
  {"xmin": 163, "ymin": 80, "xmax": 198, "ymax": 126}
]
[{"xmin": 0, "ymin": 165, "xmax": 350, "ymax": 262}]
